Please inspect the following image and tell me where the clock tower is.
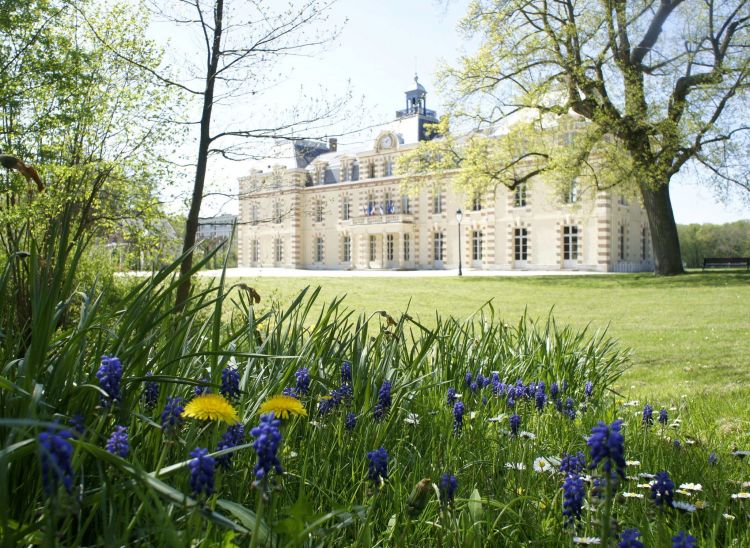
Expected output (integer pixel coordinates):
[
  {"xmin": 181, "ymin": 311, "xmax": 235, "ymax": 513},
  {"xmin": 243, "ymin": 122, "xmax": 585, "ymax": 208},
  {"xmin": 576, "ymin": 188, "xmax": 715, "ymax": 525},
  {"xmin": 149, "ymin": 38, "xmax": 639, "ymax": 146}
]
[{"xmin": 392, "ymin": 74, "xmax": 439, "ymax": 143}]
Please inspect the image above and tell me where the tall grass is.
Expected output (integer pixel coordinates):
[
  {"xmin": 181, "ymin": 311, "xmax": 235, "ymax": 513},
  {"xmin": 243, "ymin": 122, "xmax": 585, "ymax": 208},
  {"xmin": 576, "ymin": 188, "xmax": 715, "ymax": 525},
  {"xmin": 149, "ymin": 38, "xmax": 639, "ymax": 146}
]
[{"xmin": 3, "ymin": 216, "xmax": 745, "ymax": 546}]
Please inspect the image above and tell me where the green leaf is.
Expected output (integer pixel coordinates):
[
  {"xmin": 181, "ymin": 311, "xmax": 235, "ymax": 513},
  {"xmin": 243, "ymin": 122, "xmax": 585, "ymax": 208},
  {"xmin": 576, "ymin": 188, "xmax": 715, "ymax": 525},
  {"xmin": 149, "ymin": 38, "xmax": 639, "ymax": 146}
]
[
  {"xmin": 468, "ymin": 488, "xmax": 483, "ymax": 523},
  {"xmin": 216, "ymin": 499, "xmax": 271, "ymax": 544}
]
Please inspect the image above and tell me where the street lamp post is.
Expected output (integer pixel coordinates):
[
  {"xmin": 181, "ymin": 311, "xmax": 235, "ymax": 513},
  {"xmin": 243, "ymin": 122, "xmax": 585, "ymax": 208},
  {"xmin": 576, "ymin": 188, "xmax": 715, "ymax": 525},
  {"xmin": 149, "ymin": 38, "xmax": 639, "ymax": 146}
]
[{"xmin": 456, "ymin": 209, "xmax": 463, "ymax": 277}]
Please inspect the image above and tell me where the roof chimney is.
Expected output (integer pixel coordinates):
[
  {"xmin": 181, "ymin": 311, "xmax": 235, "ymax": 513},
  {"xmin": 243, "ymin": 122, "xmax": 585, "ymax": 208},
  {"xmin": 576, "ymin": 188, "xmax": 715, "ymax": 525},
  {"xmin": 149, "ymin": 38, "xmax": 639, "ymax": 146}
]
[{"xmin": 328, "ymin": 138, "xmax": 338, "ymax": 152}]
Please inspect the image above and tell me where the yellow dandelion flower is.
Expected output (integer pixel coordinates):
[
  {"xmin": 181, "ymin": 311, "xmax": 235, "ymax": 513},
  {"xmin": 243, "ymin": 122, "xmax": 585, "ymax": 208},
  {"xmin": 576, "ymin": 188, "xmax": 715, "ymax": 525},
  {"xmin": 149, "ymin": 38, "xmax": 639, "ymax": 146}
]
[
  {"xmin": 259, "ymin": 395, "xmax": 307, "ymax": 420},
  {"xmin": 182, "ymin": 394, "xmax": 239, "ymax": 424}
]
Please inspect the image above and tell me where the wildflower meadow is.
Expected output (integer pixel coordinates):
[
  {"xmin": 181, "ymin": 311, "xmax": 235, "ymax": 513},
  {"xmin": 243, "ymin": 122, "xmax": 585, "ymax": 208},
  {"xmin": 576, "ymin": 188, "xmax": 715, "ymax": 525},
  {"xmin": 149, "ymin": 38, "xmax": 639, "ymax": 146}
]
[{"xmin": 2, "ymin": 235, "xmax": 750, "ymax": 546}]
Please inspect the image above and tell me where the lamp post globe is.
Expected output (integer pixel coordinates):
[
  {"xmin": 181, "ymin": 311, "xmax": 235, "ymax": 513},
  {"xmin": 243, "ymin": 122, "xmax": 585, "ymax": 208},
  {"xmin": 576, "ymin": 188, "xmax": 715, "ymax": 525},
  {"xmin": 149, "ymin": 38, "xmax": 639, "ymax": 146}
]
[{"xmin": 456, "ymin": 209, "xmax": 463, "ymax": 277}]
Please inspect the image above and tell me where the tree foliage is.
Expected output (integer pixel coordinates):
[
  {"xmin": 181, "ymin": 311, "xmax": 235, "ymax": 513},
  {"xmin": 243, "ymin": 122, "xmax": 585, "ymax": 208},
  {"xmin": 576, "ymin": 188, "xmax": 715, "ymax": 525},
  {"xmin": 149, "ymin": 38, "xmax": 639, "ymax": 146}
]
[
  {"xmin": 1, "ymin": 0, "xmax": 178, "ymax": 240},
  {"xmin": 0, "ymin": 0, "xmax": 179, "ymax": 348},
  {"xmin": 679, "ymin": 220, "xmax": 750, "ymax": 267},
  {"xmin": 400, "ymin": 0, "xmax": 750, "ymax": 275}
]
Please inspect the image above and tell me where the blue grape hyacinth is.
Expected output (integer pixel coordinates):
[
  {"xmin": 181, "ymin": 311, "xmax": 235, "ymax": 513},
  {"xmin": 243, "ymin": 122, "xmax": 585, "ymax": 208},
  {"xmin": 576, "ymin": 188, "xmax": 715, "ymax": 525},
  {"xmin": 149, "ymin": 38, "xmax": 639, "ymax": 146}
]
[
  {"xmin": 188, "ymin": 447, "xmax": 215, "ymax": 497},
  {"xmin": 562, "ymin": 473, "xmax": 584, "ymax": 525},
  {"xmin": 672, "ymin": 531, "xmax": 697, "ymax": 548},
  {"xmin": 587, "ymin": 419, "xmax": 626, "ymax": 481},
  {"xmin": 143, "ymin": 372, "xmax": 159, "ymax": 409},
  {"xmin": 535, "ymin": 383, "xmax": 546, "ymax": 411},
  {"xmin": 367, "ymin": 446, "xmax": 388, "ymax": 484},
  {"xmin": 69, "ymin": 415, "xmax": 86, "ymax": 437},
  {"xmin": 345, "ymin": 412, "xmax": 357, "ymax": 430},
  {"xmin": 96, "ymin": 355, "xmax": 123, "ymax": 406},
  {"xmin": 373, "ymin": 380, "xmax": 392, "ymax": 421},
  {"xmin": 220, "ymin": 366, "xmax": 241, "ymax": 400},
  {"xmin": 294, "ymin": 367, "xmax": 310, "ymax": 395},
  {"xmin": 560, "ymin": 451, "xmax": 586, "ymax": 476},
  {"xmin": 106, "ymin": 425, "xmax": 129, "ymax": 458},
  {"xmin": 509, "ymin": 413, "xmax": 520, "ymax": 435},
  {"xmin": 194, "ymin": 375, "xmax": 210, "ymax": 396},
  {"xmin": 282, "ymin": 387, "xmax": 298, "ymax": 398},
  {"xmin": 659, "ymin": 408, "xmax": 668, "ymax": 425},
  {"xmin": 216, "ymin": 423, "xmax": 245, "ymax": 469},
  {"xmin": 651, "ymin": 470, "xmax": 675, "ymax": 507},
  {"xmin": 618, "ymin": 528, "xmax": 644, "ymax": 548},
  {"xmin": 161, "ymin": 396, "xmax": 185, "ymax": 433},
  {"xmin": 447, "ymin": 386, "xmax": 457, "ymax": 406},
  {"xmin": 341, "ymin": 361, "xmax": 352, "ymax": 384},
  {"xmin": 453, "ymin": 401, "xmax": 464, "ymax": 435},
  {"xmin": 584, "ymin": 381, "xmax": 593, "ymax": 398},
  {"xmin": 565, "ymin": 397, "xmax": 576, "ymax": 420},
  {"xmin": 642, "ymin": 404, "xmax": 653, "ymax": 426},
  {"xmin": 439, "ymin": 473, "xmax": 457, "ymax": 504},
  {"xmin": 39, "ymin": 428, "xmax": 74, "ymax": 495},
  {"xmin": 251, "ymin": 413, "xmax": 283, "ymax": 480}
]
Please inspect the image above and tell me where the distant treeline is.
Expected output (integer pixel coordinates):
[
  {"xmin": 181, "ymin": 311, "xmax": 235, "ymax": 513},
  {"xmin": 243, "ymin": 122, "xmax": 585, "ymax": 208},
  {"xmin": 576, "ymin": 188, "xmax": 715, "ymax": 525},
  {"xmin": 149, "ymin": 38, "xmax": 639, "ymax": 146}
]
[{"xmin": 678, "ymin": 220, "xmax": 750, "ymax": 268}]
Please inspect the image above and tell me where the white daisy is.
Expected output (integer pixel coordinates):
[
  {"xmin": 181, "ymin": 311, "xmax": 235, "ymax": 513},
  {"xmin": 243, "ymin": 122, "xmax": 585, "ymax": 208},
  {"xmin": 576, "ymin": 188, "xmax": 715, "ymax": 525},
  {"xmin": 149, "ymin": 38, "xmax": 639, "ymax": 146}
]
[
  {"xmin": 723, "ymin": 513, "xmax": 735, "ymax": 520},
  {"xmin": 731, "ymin": 492, "xmax": 750, "ymax": 500},
  {"xmin": 573, "ymin": 537, "xmax": 601, "ymax": 545},
  {"xmin": 672, "ymin": 501, "xmax": 696, "ymax": 512},
  {"xmin": 505, "ymin": 462, "xmax": 526, "ymax": 471},
  {"xmin": 638, "ymin": 473, "xmax": 656, "ymax": 479},
  {"xmin": 404, "ymin": 413, "xmax": 420, "ymax": 425},
  {"xmin": 675, "ymin": 489, "xmax": 693, "ymax": 497},
  {"xmin": 533, "ymin": 457, "xmax": 554, "ymax": 472},
  {"xmin": 623, "ymin": 400, "xmax": 640, "ymax": 407},
  {"xmin": 626, "ymin": 460, "xmax": 641, "ymax": 467},
  {"xmin": 519, "ymin": 431, "xmax": 537, "ymax": 440},
  {"xmin": 679, "ymin": 483, "xmax": 702, "ymax": 492},
  {"xmin": 622, "ymin": 492, "xmax": 644, "ymax": 499},
  {"xmin": 487, "ymin": 415, "xmax": 505, "ymax": 423}
]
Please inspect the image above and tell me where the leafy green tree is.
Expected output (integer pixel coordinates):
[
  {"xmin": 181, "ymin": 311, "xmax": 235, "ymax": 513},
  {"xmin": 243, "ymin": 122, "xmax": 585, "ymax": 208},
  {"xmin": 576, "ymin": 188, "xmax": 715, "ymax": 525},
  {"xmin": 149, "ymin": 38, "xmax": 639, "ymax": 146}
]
[
  {"xmin": 678, "ymin": 220, "xmax": 750, "ymax": 267},
  {"xmin": 0, "ymin": 0, "xmax": 178, "ymax": 350},
  {"xmin": 401, "ymin": 0, "xmax": 750, "ymax": 275}
]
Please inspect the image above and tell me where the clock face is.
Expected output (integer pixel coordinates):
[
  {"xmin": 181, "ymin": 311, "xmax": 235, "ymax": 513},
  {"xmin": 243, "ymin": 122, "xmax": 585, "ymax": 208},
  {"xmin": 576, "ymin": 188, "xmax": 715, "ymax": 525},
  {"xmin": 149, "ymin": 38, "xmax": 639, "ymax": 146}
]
[{"xmin": 381, "ymin": 135, "xmax": 393, "ymax": 149}]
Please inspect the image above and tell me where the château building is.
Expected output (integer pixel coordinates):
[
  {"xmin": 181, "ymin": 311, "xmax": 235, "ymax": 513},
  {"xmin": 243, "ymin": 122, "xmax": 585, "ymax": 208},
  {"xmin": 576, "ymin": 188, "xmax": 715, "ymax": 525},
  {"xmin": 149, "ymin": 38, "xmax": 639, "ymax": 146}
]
[{"xmin": 237, "ymin": 78, "xmax": 653, "ymax": 272}]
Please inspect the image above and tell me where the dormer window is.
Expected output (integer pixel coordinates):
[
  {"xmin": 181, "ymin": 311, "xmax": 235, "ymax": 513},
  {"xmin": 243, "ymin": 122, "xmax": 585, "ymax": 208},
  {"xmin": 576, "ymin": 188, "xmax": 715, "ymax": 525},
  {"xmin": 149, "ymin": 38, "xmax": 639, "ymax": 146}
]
[
  {"xmin": 472, "ymin": 192, "xmax": 482, "ymax": 211},
  {"xmin": 351, "ymin": 160, "xmax": 359, "ymax": 181},
  {"xmin": 565, "ymin": 180, "xmax": 579, "ymax": 204}
]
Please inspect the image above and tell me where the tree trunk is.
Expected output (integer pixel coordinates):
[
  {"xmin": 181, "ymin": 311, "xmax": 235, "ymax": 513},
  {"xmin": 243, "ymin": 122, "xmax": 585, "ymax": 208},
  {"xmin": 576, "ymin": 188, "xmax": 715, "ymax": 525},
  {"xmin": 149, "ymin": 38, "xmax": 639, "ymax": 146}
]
[
  {"xmin": 175, "ymin": 0, "xmax": 224, "ymax": 309},
  {"xmin": 639, "ymin": 182, "xmax": 684, "ymax": 275}
]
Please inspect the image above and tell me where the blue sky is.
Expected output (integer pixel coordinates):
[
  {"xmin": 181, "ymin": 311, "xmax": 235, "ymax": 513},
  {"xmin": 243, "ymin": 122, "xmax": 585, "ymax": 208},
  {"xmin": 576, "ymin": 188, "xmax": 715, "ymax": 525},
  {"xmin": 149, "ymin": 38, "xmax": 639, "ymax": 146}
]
[{"xmin": 159, "ymin": 0, "xmax": 749, "ymax": 224}]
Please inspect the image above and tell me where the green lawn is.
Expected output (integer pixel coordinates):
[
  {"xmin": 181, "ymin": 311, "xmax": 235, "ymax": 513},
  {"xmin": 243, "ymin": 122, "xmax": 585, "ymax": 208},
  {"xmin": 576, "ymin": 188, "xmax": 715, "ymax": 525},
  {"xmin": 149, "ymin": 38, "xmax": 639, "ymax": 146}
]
[{"xmin": 234, "ymin": 271, "xmax": 750, "ymax": 399}]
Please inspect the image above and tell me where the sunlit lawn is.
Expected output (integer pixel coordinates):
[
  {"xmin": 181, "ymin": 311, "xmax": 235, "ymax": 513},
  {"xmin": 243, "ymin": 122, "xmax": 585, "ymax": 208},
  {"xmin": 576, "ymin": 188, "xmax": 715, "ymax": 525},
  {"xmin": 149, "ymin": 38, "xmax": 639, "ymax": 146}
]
[{"xmin": 233, "ymin": 271, "xmax": 750, "ymax": 400}]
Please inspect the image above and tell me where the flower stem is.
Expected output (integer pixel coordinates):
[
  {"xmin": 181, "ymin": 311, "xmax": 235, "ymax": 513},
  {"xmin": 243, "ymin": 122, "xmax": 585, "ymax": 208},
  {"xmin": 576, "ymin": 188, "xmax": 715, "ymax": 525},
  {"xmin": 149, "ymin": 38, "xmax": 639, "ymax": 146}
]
[{"xmin": 250, "ymin": 486, "xmax": 264, "ymax": 548}]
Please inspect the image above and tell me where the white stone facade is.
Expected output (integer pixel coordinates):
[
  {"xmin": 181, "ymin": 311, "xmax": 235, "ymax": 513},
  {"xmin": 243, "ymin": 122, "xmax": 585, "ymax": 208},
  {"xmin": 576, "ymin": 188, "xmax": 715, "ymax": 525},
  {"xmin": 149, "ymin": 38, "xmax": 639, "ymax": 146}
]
[{"xmin": 237, "ymin": 83, "xmax": 653, "ymax": 273}]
